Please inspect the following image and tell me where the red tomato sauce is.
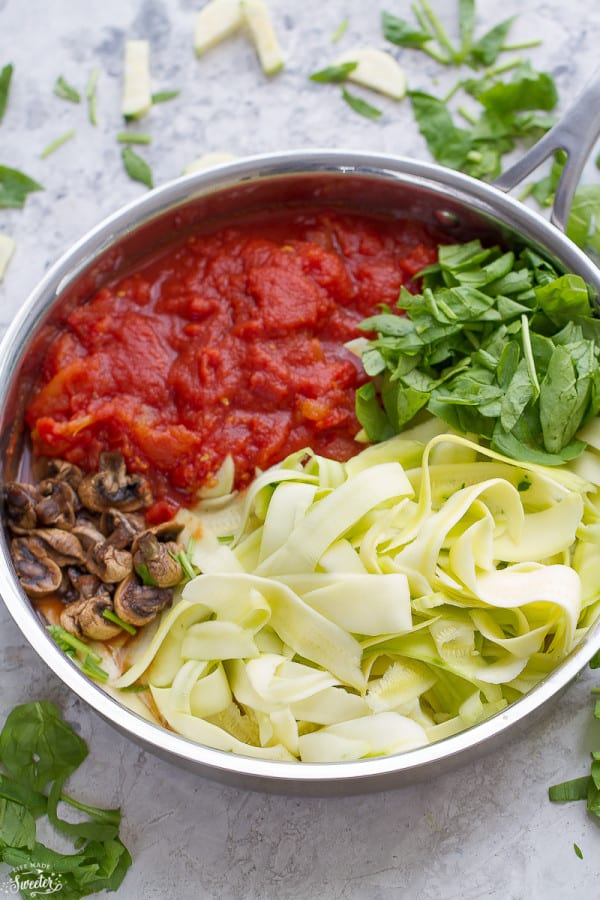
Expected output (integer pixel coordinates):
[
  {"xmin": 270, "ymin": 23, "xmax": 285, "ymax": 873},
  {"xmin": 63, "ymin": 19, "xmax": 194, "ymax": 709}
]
[{"xmin": 26, "ymin": 209, "xmax": 439, "ymax": 516}]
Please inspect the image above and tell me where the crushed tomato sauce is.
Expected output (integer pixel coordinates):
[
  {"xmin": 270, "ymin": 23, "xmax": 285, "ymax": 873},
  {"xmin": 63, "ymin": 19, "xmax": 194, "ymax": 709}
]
[{"xmin": 26, "ymin": 209, "xmax": 439, "ymax": 517}]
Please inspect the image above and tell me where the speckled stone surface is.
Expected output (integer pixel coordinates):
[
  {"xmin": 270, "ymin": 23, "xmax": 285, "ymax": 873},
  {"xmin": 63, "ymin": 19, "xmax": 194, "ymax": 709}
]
[{"xmin": 1, "ymin": 1, "xmax": 600, "ymax": 897}]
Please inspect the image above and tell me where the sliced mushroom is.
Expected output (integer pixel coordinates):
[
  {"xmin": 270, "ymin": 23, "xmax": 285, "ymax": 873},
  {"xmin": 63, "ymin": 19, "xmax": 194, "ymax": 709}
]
[
  {"xmin": 4, "ymin": 482, "xmax": 42, "ymax": 532},
  {"xmin": 31, "ymin": 528, "xmax": 85, "ymax": 567},
  {"xmin": 34, "ymin": 458, "xmax": 84, "ymax": 493},
  {"xmin": 35, "ymin": 479, "xmax": 77, "ymax": 530},
  {"xmin": 10, "ymin": 536, "xmax": 62, "ymax": 596},
  {"xmin": 132, "ymin": 531, "xmax": 183, "ymax": 588},
  {"xmin": 100, "ymin": 508, "xmax": 146, "ymax": 549},
  {"xmin": 72, "ymin": 516, "xmax": 106, "ymax": 551},
  {"xmin": 114, "ymin": 574, "xmax": 172, "ymax": 627},
  {"xmin": 86, "ymin": 542, "xmax": 133, "ymax": 583},
  {"xmin": 77, "ymin": 452, "xmax": 153, "ymax": 513},
  {"xmin": 60, "ymin": 587, "xmax": 122, "ymax": 640}
]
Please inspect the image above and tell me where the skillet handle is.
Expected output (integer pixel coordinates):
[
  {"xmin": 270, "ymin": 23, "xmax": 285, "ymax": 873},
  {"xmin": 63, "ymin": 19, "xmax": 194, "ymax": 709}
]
[{"xmin": 493, "ymin": 69, "xmax": 600, "ymax": 233}]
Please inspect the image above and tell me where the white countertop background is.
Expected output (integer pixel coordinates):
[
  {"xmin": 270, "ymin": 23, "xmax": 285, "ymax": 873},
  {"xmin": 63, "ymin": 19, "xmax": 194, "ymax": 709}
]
[{"xmin": 1, "ymin": 1, "xmax": 600, "ymax": 897}]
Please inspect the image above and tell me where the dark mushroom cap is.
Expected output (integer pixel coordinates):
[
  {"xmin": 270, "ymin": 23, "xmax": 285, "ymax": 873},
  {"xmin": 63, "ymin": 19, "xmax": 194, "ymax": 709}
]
[
  {"xmin": 4, "ymin": 482, "xmax": 42, "ymax": 533},
  {"xmin": 114, "ymin": 574, "xmax": 172, "ymax": 627},
  {"xmin": 60, "ymin": 588, "xmax": 122, "ymax": 641},
  {"xmin": 86, "ymin": 542, "xmax": 133, "ymax": 583},
  {"xmin": 10, "ymin": 536, "xmax": 62, "ymax": 596},
  {"xmin": 100, "ymin": 508, "xmax": 146, "ymax": 549},
  {"xmin": 77, "ymin": 452, "xmax": 153, "ymax": 513},
  {"xmin": 35, "ymin": 480, "xmax": 77, "ymax": 530},
  {"xmin": 133, "ymin": 532, "xmax": 183, "ymax": 588}
]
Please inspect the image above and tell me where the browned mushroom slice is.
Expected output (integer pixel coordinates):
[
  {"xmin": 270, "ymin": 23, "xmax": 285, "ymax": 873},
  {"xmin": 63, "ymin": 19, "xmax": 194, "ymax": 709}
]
[
  {"xmin": 114, "ymin": 574, "xmax": 172, "ymax": 627},
  {"xmin": 60, "ymin": 588, "xmax": 122, "ymax": 641},
  {"xmin": 35, "ymin": 479, "xmax": 77, "ymax": 530},
  {"xmin": 72, "ymin": 517, "xmax": 106, "ymax": 551},
  {"xmin": 77, "ymin": 452, "xmax": 153, "ymax": 513},
  {"xmin": 41, "ymin": 458, "xmax": 83, "ymax": 490},
  {"xmin": 4, "ymin": 482, "xmax": 42, "ymax": 533},
  {"xmin": 32, "ymin": 528, "xmax": 85, "ymax": 566},
  {"xmin": 10, "ymin": 536, "xmax": 62, "ymax": 596},
  {"xmin": 86, "ymin": 542, "xmax": 133, "ymax": 583},
  {"xmin": 100, "ymin": 508, "xmax": 146, "ymax": 549},
  {"xmin": 132, "ymin": 531, "xmax": 183, "ymax": 588}
]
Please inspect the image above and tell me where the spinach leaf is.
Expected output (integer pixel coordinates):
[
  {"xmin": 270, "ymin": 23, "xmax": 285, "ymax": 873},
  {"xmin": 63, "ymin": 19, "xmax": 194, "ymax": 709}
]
[
  {"xmin": 0, "ymin": 165, "xmax": 43, "ymax": 208},
  {"xmin": 567, "ymin": 185, "xmax": 600, "ymax": 254},
  {"xmin": 381, "ymin": 12, "xmax": 432, "ymax": 49},
  {"xmin": 467, "ymin": 17, "xmax": 514, "ymax": 67},
  {"xmin": 357, "ymin": 239, "xmax": 599, "ymax": 464},
  {"xmin": 409, "ymin": 91, "xmax": 472, "ymax": 169},
  {"xmin": 121, "ymin": 146, "xmax": 153, "ymax": 188},
  {"xmin": 0, "ymin": 701, "xmax": 87, "ymax": 791},
  {"xmin": 341, "ymin": 88, "xmax": 383, "ymax": 119},
  {"xmin": 309, "ymin": 62, "xmax": 358, "ymax": 83}
]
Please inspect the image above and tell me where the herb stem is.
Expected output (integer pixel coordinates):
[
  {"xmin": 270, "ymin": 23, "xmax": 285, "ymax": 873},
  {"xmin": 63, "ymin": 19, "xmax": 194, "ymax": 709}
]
[
  {"xmin": 484, "ymin": 56, "xmax": 523, "ymax": 78},
  {"xmin": 103, "ymin": 609, "xmax": 137, "ymax": 635},
  {"xmin": 521, "ymin": 314, "xmax": 540, "ymax": 394},
  {"xmin": 419, "ymin": 0, "xmax": 459, "ymax": 63},
  {"xmin": 116, "ymin": 131, "xmax": 152, "ymax": 144},
  {"xmin": 458, "ymin": 105, "xmax": 477, "ymax": 125},
  {"xmin": 501, "ymin": 39, "xmax": 542, "ymax": 51},
  {"xmin": 40, "ymin": 129, "xmax": 76, "ymax": 159},
  {"xmin": 87, "ymin": 67, "xmax": 99, "ymax": 125}
]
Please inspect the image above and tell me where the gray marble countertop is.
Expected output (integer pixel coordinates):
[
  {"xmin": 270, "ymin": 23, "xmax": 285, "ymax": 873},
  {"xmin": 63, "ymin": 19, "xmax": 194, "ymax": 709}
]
[{"xmin": 1, "ymin": 1, "xmax": 600, "ymax": 897}]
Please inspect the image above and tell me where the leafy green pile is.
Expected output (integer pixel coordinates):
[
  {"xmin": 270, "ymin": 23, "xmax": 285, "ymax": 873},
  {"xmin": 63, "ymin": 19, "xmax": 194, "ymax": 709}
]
[
  {"xmin": 356, "ymin": 239, "xmax": 600, "ymax": 465},
  {"xmin": 0, "ymin": 701, "xmax": 131, "ymax": 898}
]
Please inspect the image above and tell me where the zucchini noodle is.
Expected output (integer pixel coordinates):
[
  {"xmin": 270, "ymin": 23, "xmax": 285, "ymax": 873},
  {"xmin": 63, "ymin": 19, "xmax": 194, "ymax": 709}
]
[{"xmin": 112, "ymin": 417, "xmax": 600, "ymax": 763}]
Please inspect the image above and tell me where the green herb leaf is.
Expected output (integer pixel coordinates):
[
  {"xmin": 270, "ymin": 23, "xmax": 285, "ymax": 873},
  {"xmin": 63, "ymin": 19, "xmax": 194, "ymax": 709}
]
[
  {"xmin": 574, "ymin": 843, "xmax": 583, "ymax": 859},
  {"xmin": 121, "ymin": 146, "xmax": 153, "ymax": 188},
  {"xmin": 381, "ymin": 11, "xmax": 432, "ymax": 49},
  {"xmin": 0, "ymin": 702, "xmax": 87, "ymax": 792},
  {"xmin": 151, "ymin": 89, "xmax": 180, "ymax": 104},
  {"xmin": 341, "ymin": 87, "xmax": 383, "ymax": 119},
  {"xmin": 53, "ymin": 75, "xmax": 81, "ymax": 103},
  {"xmin": 467, "ymin": 17, "xmax": 514, "ymax": 67},
  {"xmin": 548, "ymin": 776, "xmax": 591, "ymax": 802},
  {"xmin": 0, "ymin": 165, "xmax": 43, "ymax": 208},
  {"xmin": 0, "ymin": 63, "xmax": 14, "ymax": 125},
  {"xmin": 309, "ymin": 61, "xmax": 358, "ymax": 83}
]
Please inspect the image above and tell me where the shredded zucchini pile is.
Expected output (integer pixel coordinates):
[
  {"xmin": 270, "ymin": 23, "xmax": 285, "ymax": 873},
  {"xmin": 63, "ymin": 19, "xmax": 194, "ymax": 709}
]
[{"xmin": 113, "ymin": 416, "xmax": 600, "ymax": 763}]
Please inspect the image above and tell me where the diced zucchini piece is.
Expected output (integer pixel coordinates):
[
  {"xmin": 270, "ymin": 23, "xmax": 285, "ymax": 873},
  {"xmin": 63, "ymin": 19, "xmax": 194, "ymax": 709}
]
[
  {"xmin": 121, "ymin": 40, "xmax": 152, "ymax": 120},
  {"xmin": 0, "ymin": 234, "xmax": 15, "ymax": 282},
  {"xmin": 194, "ymin": 0, "xmax": 245, "ymax": 56},
  {"xmin": 335, "ymin": 47, "xmax": 406, "ymax": 100},
  {"xmin": 241, "ymin": 0, "xmax": 285, "ymax": 75}
]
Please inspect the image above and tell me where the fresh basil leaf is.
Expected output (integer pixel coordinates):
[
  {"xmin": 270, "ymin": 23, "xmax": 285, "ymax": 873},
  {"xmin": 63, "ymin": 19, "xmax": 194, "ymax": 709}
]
[
  {"xmin": 0, "ymin": 701, "xmax": 88, "ymax": 791},
  {"xmin": 0, "ymin": 165, "xmax": 43, "ymax": 208},
  {"xmin": 467, "ymin": 17, "xmax": 514, "ymax": 67},
  {"xmin": 381, "ymin": 11, "xmax": 432, "ymax": 48},
  {"xmin": 54, "ymin": 75, "xmax": 81, "ymax": 103},
  {"xmin": 341, "ymin": 87, "xmax": 383, "ymax": 119},
  {"xmin": 309, "ymin": 62, "xmax": 358, "ymax": 83},
  {"xmin": 0, "ymin": 63, "xmax": 13, "ymax": 124},
  {"xmin": 121, "ymin": 146, "xmax": 153, "ymax": 188}
]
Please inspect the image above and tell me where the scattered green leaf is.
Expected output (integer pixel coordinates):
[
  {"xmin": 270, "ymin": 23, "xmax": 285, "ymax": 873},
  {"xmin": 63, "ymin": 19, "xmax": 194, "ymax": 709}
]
[
  {"xmin": 309, "ymin": 61, "xmax": 358, "ymax": 83},
  {"xmin": 0, "ymin": 165, "xmax": 43, "ymax": 209},
  {"xmin": 121, "ymin": 146, "xmax": 153, "ymax": 188},
  {"xmin": 151, "ymin": 89, "xmax": 180, "ymax": 104},
  {"xmin": 53, "ymin": 75, "xmax": 81, "ymax": 103},
  {"xmin": 341, "ymin": 87, "xmax": 383, "ymax": 119}
]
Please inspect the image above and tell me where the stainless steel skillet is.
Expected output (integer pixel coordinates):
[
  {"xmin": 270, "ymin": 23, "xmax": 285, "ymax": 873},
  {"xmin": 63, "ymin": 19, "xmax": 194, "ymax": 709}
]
[{"xmin": 0, "ymin": 70, "xmax": 599, "ymax": 795}]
